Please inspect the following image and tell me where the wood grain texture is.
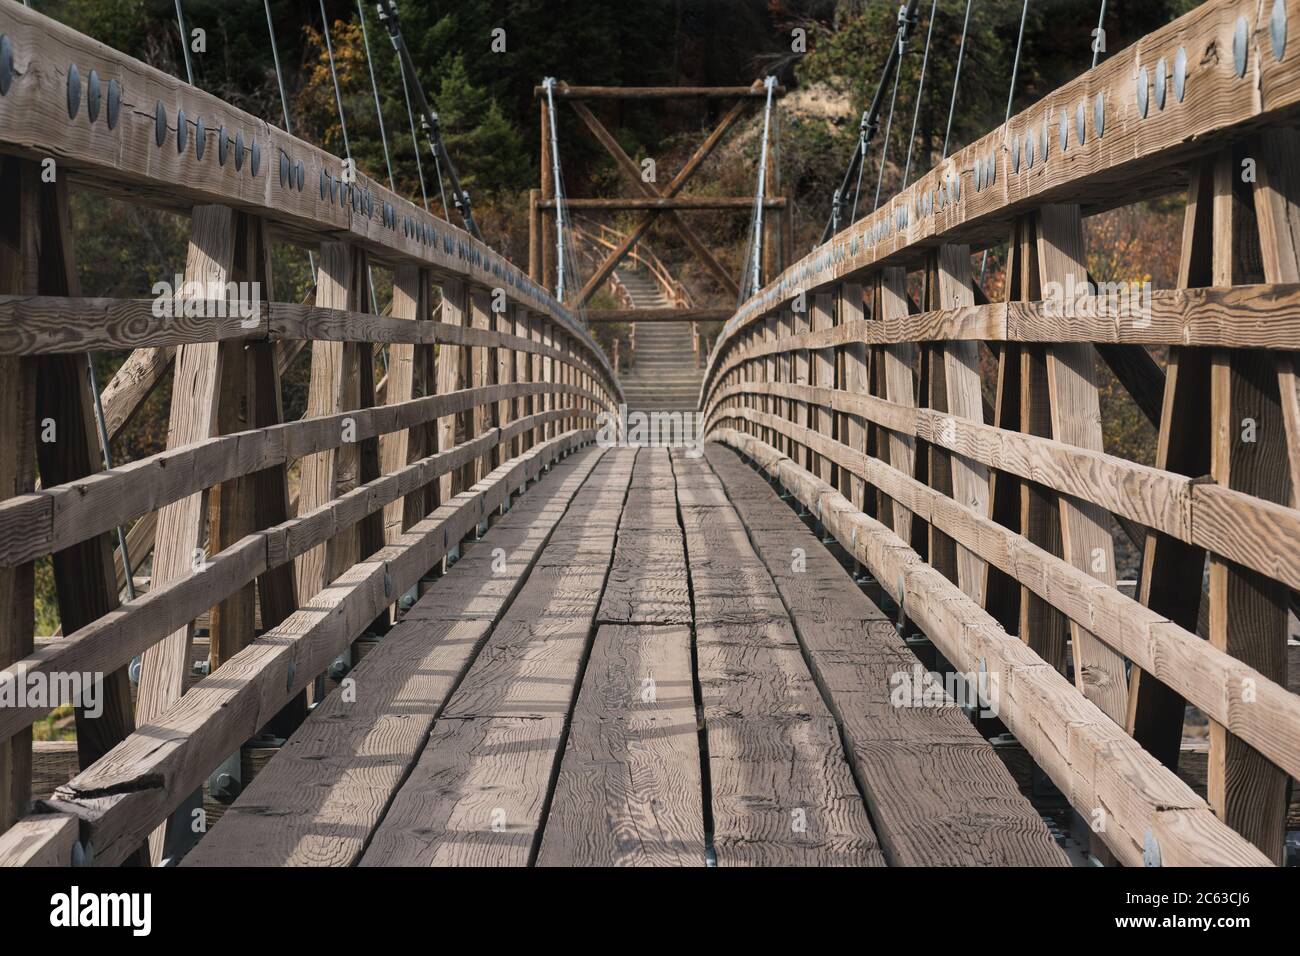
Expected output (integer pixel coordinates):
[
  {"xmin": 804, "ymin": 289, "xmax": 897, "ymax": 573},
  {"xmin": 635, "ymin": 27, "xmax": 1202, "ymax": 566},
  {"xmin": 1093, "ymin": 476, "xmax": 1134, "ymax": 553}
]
[
  {"xmin": 713, "ymin": 427, "xmax": 1272, "ymax": 867},
  {"xmin": 536, "ymin": 625, "xmax": 705, "ymax": 866},
  {"xmin": 0, "ymin": 813, "xmax": 76, "ymax": 867},
  {"xmin": 358, "ymin": 449, "xmax": 635, "ymax": 865},
  {"xmin": 709, "ymin": 444, "xmax": 1068, "ymax": 866},
  {"xmin": 673, "ymin": 448, "xmax": 883, "ymax": 866},
  {"xmin": 40, "ymin": 433, "xmax": 592, "ymax": 866},
  {"xmin": 133, "ymin": 204, "xmax": 234, "ymax": 863},
  {"xmin": 1035, "ymin": 205, "xmax": 1128, "ymax": 722},
  {"xmin": 711, "ymin": 411, "xmax": 1300, "ymax": 784}
]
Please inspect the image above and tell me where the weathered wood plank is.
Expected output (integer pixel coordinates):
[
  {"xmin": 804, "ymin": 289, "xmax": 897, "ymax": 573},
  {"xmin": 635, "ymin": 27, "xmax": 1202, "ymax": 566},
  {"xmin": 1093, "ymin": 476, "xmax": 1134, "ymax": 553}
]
[
  {"xmin": 133, "ymin": 204, "xmax": 235, "ymax": 863},
  {"xmin": 180, "ymin": 447, "xmax": 607, "ymax": 866},
  {"xmin": 1205, "ymin": 148, "xmax": 1291, "ymax": 863},
  {"xmin": 357, "ymin": 450, "xmax": 635, "ymax": 866},
  {"xmin": 708, "ymin": 444, "xmax": 1067, "ymax": 866},
  {"xmin": 673, "ymin": 449, "xmax": 883, "ymax": 867},
  {"xmin": 536, "ymin": 625, "xmax": 705, "ymax": 866},
  {"xmin": 1035, "ymin": 204, "xmax": 1128, "ymax": 722},
  {"xmin": 713, "ymin": 427, "xmax": 1272, "ymax": 867},
  {"xmin": 37, "ymin": 432, "xmax": 593, "ymax": 866},
  {"xmin": 0, "ymin": 813, "xmax": 76, "ymax": 867}
]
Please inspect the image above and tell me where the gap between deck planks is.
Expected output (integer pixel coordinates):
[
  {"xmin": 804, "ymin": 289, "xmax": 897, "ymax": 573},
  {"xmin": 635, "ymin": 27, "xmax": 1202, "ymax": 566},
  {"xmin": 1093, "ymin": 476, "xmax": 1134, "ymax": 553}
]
[
  {"xmin": 181, "ymin": 444, "xmax": 612, "ymax": 866},
  {"xmin": 184, "ymin": 444, "xmax": 1069, "ymax": 867},
  {"xmin": 356, "ymin": 450, "xmax": 638, "ymax": 865},
  {"xmin": 705, "ymin": 443, "xmax": 1068, "ymax": 866}
]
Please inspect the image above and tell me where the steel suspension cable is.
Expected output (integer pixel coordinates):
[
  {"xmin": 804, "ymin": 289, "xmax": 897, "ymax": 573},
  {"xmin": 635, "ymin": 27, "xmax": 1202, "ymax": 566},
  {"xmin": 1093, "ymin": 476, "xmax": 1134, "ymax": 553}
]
[
  {"xmin": 869, "ymin": 46, "xmax": 904, "ymax": 214},
  {"xmin": 982, "ymin": 0, "xmax": 1030, "ymax": 278},
  {"xmin": 174, "ymin": 0, "xmax": 195, "ymax": 85},
  {"xmin": 542, "ymin": 78, "xmax": 571, "ymax": 302},
  {"xmin": 264, "ymin": 0, "xmax": 318, "ymax": 284},
  {"xmin": 1004, "ymin": 0, "xmax": 1030, "ymax": 125},
  {"xmin": 357, "ymin": 0, "xmax": 395, "ymax": 192},
  {"xmin": 940, "ymin": 0, "xmax": 973, "ymax": 160},
  {"xmin": 318, "ymin": 0, "xmax": 352, "ymax": 162},
  {"xmin": 901, "ymin": 0, "xmax": 939, "ymax": 189},
  {"xmin": 1092, "ymin": 0, "xmax": 1108, "ymax": 68},
  {"xmin": 394, "ymin": 43, "xmax": 429, "ymax": 210},
  {"xmin": 316, "ymin": 3, "xmax": 384, "ymax": 343},
  {"xmin": 742, "ymin": 77, "xmax": 779, "ymax": 302}
]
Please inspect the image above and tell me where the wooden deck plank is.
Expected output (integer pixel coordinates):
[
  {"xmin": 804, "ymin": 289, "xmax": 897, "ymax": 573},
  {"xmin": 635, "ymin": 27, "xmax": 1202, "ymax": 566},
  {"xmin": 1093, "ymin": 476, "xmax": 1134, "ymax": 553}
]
[
  {"xmin": 706, "ymin": 716, "xmax": 884, "ymax": 867},
  {"xmin": 671, "ymin": 448, "xmax": 883, "ymax": 867},
  {"xmin": 707, "ymin": 443, "xmax": 1069, "ymax": 866},
  {"xmin": 358, "ymin": 450, "xmax": 637, "ymax": 866},
  {"xmin": 178, "ymin": 447, "xmax": 610, "ymax": 866},
  {"xmin": 536, "ymin": 625, "xmax": 705, "ymax": 866}
]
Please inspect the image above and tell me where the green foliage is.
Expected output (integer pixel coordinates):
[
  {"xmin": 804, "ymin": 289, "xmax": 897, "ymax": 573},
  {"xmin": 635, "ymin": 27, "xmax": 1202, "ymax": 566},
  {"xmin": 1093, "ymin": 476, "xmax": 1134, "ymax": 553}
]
[{"xmin": 436, "ymin": 57, "xmax": 529, "ymax": 194}]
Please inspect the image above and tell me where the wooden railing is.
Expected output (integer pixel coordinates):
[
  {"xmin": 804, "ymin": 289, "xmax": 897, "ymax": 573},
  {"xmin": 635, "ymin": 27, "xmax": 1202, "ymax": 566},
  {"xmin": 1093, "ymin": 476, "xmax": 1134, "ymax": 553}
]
[
  {"xmin": 573, "ymin": 218, "xmax": 692, "ymax": 308},
  {"xmin": 573, "ymin": 217, "xmax": 693, "ymax": 372},
  {"xmin": 0, "ymin": 1, "xmax": 619, "ymax": 866},
  {"xmin": 702, "ymin": 0, "xmax": 1300, "ymax": 867}
]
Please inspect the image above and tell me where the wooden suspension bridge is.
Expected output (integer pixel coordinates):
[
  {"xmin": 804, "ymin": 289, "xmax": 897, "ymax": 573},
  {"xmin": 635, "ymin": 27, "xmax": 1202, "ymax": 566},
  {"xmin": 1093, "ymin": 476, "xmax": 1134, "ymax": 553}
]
[{"xmin": 0, "ymin": 0, "xmax": 1297, "ymax": 871}]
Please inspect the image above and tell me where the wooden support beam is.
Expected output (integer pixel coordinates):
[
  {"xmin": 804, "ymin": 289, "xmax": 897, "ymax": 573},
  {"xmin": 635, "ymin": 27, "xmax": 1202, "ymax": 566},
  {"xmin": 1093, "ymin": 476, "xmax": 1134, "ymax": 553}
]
[
  {"xmin": 534, "ymin": 84, "xmax": 786, "ymax": 100},
  {"xmin": 569, "ymin": 100, "xmax": 740, "ymax": 299},
  {"xmin": 381, "ymin": 265, "xmax": 431, "ymax": 543},
  {"xmin": 574, "ymin": 96, "xmax": 752, "ymax": 305},
  {"xmin": 586, "ymin": 307, "xmax": 732, "ymax": 324},
  {"xmin": 811, "ymin": 293, "xmax": 835, "ymax": 484},
  {"xmin": 933, "ymin": 244, "xmax": 990, "ymax": 605},
  {"xmin": 1205, "ymin": 145, "xmax": 1290, "ymax": 863},
  {"xmin": 878, "ymin": 268, "xmax": 917, "ymax": 545},
  {"xmin": 0, "ymin": 157, "xmax": 38, "ymax": 834},
  {"xmin": 25, "ymin": 167, "xmax": 137, "ymax": 783},
  {"xmin": 1035, "ymin": 204, "xmax": 1128, "ymax": 723},
  {"xmin": 134, "ymin": 204, "xmax": 236, "ymax": 863},
  {"xmin": 538, "ymin": 196, "xmax": 784, "ymax": 210},
  {"xmin": 1127, "ymin": 158, "xmax": 1216, "ymax": 772}
]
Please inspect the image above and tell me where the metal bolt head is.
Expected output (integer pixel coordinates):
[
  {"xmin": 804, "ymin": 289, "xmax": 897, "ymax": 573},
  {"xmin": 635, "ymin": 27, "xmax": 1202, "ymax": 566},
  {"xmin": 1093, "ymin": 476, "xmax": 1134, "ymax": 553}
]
[
  {"xmin": 67, "ymin": 63, "xmax": 80, "ymax": 119},
  {"xmin": 106, "ymin": 79, "xmax": 121, "ymax": 129},
  {"xmin": 195, "ymin": 116, "xmax": 205, "ymax": 160},
  {"xmin": 1155, "ymin": 57, "xmax": 1167, "ymax": 110},
  {"xmin": 1174, "ymin": 47, "xmax": 1187, "ymax": 102},
  {"xmin": 1094, "ymin": 92, "xmax": 1105, "ymax": 138},
  {"xmin": 86, "ymin": 69, "xmax": 100, "ymax": 122},
  {"xmin": 1272, "ymin": 0, "xmax": 1288, "ymax": 62},
  {"xmin": 0, "ymin": 35, "xmax": 12, "ymax": 96},
  {"xmin": 327, "ymin": 655, "xmax": 349, "ymax": 682},
  {"xmin": 154, "ymin": 101, "xmax": 166, "ymax": 147},
  {"xmin": 1142, "ymin": 828, "xmax": 1162, "ymax": 867},
  {"xmin": 1136, "ymin": 67, "xmax": 1149, "ymax": 118},
  {"xmin": 1234, "ymin": 16, "xmax": 1249, "ymax": 77}
]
